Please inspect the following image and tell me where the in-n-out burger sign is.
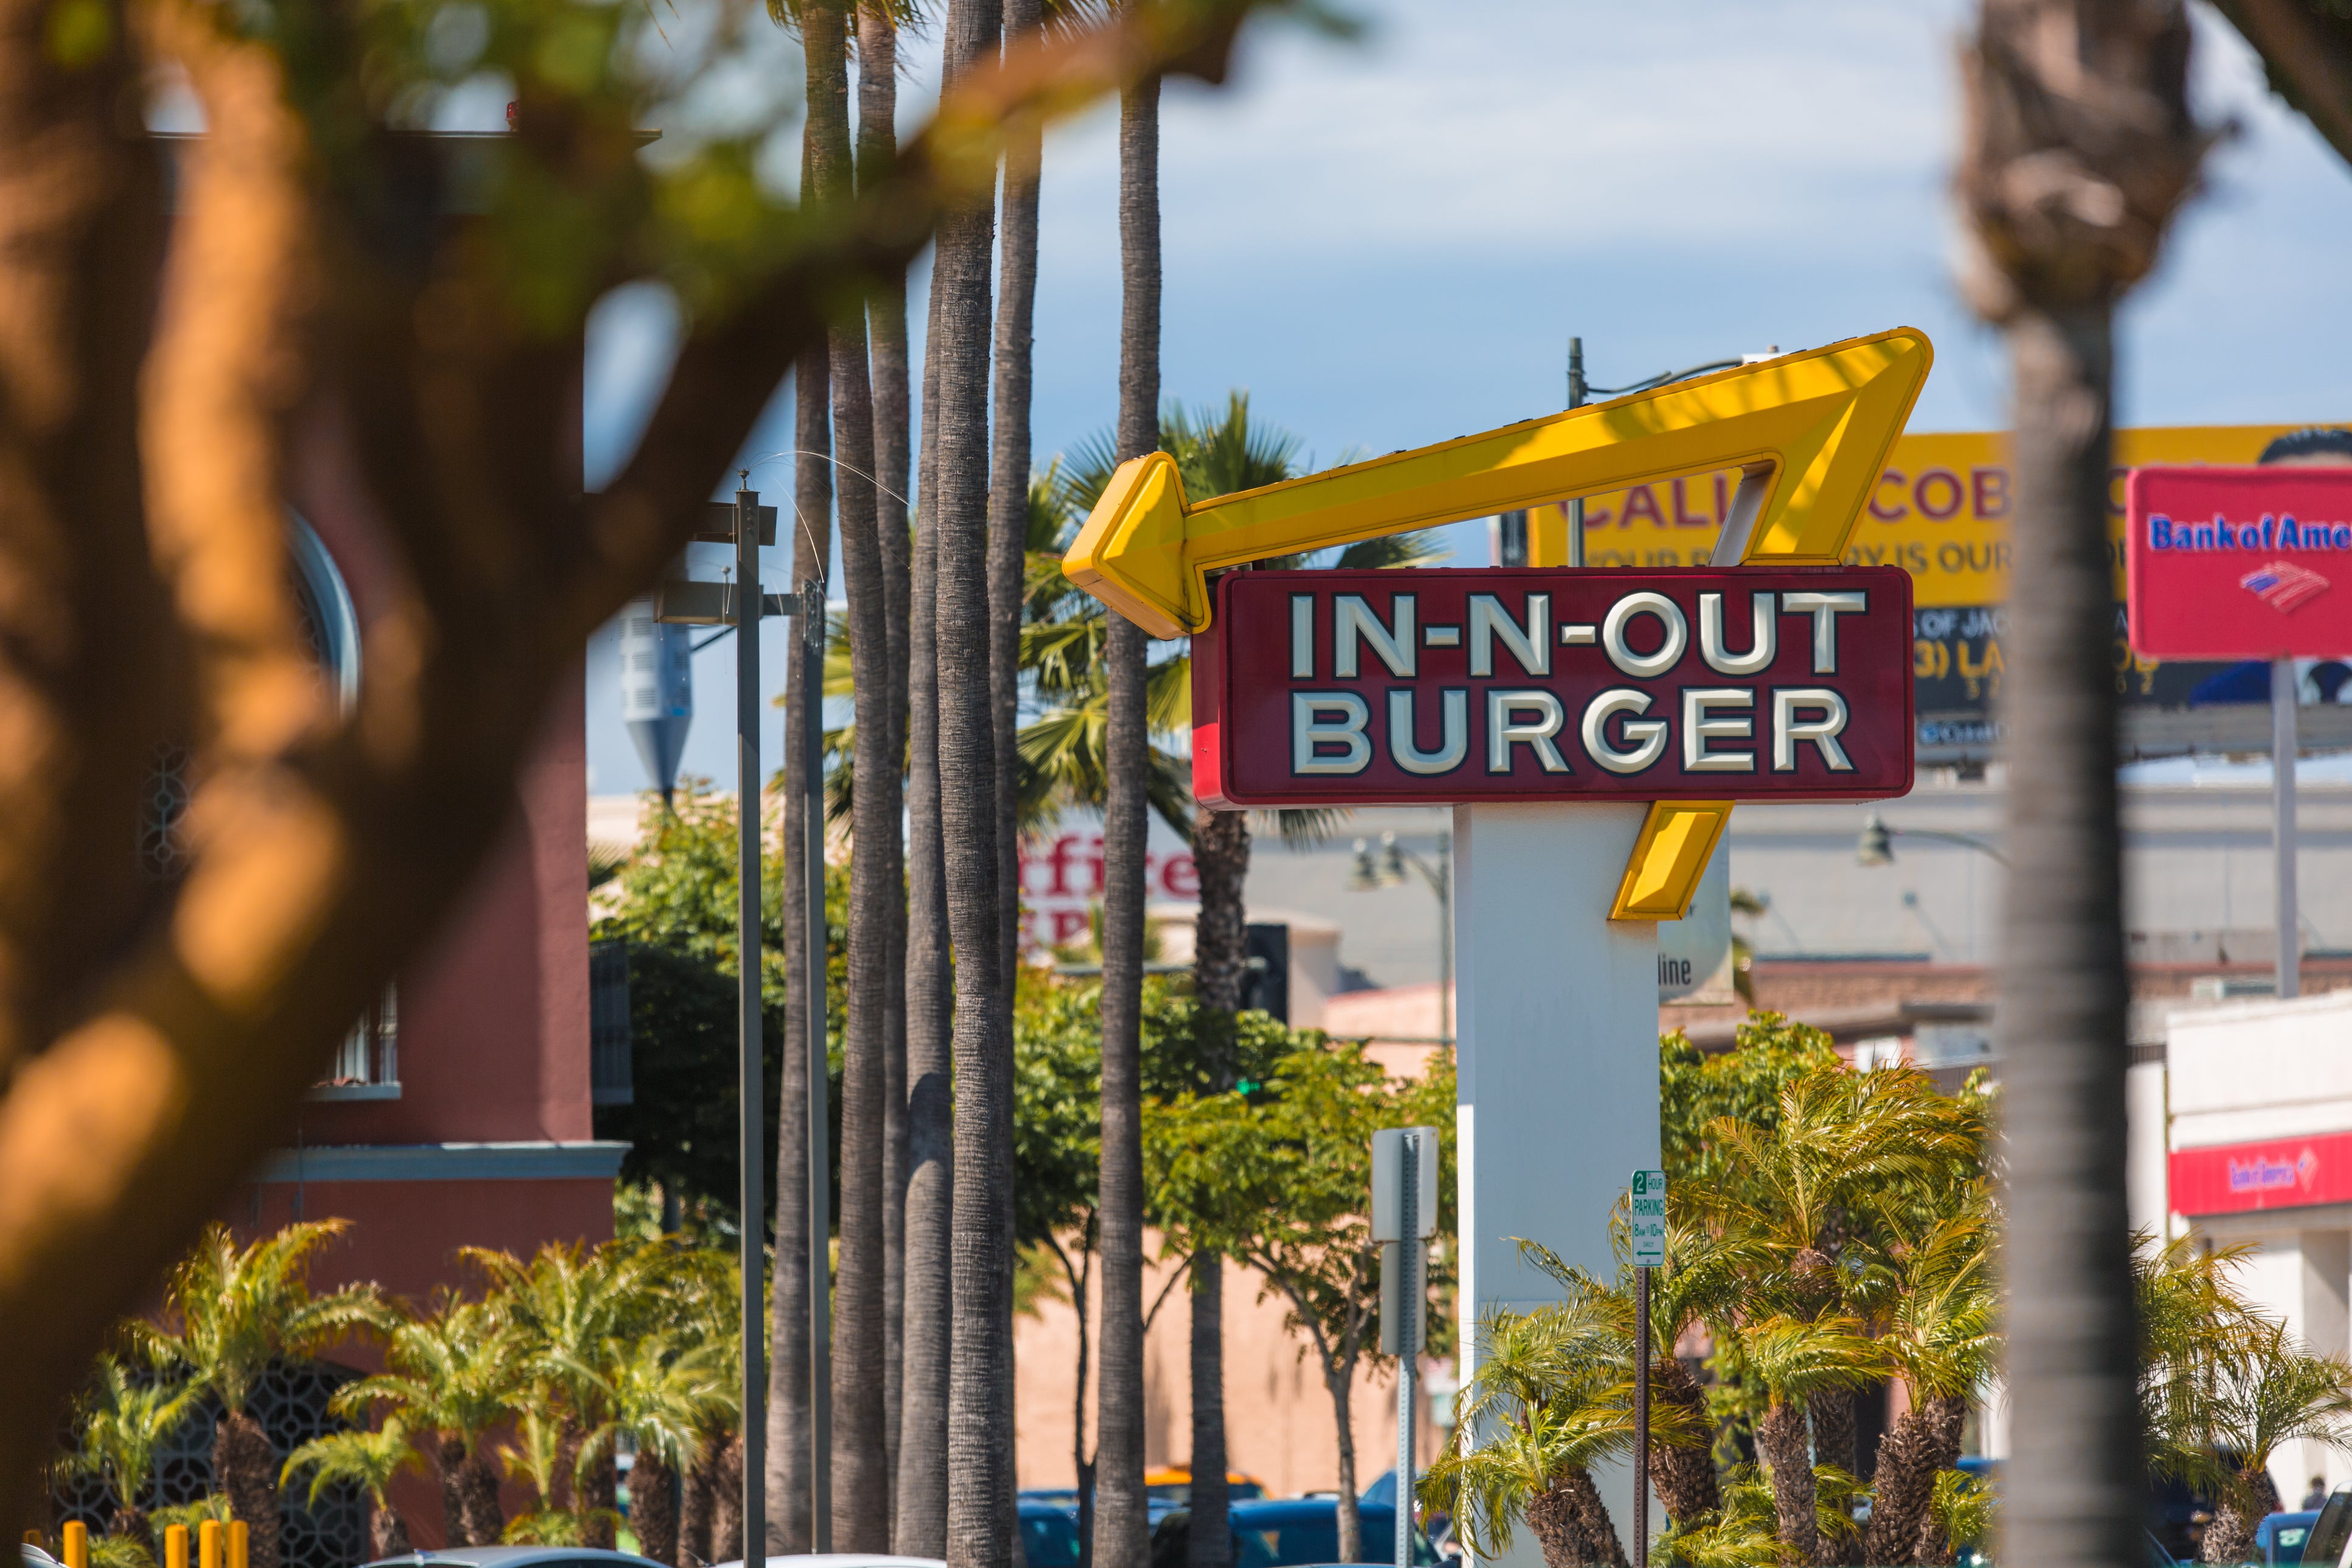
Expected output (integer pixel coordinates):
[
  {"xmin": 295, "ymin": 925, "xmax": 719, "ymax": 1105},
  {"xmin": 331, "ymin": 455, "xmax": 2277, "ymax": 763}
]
[
  {"xmin": 1194, "ymin": 567, "xmax": 1913, "ymax": 807},
  {"xmin": 1063, "ymin": 327, "xmax": 1934, "ymax": 919}
]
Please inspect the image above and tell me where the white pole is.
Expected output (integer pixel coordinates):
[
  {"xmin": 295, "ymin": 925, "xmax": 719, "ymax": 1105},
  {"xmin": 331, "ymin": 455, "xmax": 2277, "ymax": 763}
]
[
  {"xmin": 1396, "ymin": 1135, "xmax": 1418, "ymax": 1568},
  {"xmin": 2275, "ymin": 656, "xmax": 2300, "ymax": 1000}
]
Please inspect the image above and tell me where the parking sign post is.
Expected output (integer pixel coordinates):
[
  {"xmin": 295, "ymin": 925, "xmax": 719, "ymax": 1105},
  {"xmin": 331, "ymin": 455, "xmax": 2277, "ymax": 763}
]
[{"xmin": 1630, "ymin": 1169, "xmax": 1665, "ymax": 1568}]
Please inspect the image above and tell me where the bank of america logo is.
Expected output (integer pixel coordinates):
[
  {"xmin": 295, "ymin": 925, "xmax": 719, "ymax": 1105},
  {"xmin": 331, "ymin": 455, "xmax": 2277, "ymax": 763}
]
[{"xmin": 2241, "ymin": 560, "xmax": 2331, "ymax": 613}]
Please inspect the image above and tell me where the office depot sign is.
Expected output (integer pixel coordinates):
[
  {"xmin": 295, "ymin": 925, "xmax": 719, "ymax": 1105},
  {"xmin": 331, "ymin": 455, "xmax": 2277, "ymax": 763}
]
[
  {"xmin": 1192, "ymin": 567, "xmax": 1914, "ymax": 808},
  {"xmin": 2126, "ymin": 466, "xmax": 2352, "ymax": 659}
]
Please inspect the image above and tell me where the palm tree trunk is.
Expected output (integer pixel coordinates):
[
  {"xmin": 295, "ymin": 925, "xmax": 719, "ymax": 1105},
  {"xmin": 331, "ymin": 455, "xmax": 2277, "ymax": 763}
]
[
  {"xmin": 807, "ymin": 0, "xmax": 891, "ymax": 1547},
  {"xmin": 1958, "ymin": 10, "xmax": 2199, "ymax": 1568},
  {"xmin": 988, "ymin": 0, "xmax": 1042, "ymax": 995},
  {"xmin": 1647, "ymin": 1353, "xmax": 1720, "ymax": 1530},
  {"xmin": 933, "ymin": 1, "xmax": 1010, "ymax": 1566},
  {"xmin": 1906, "ymin": 1395, "xmax": 1969, "ymax": 1568},
  {"xmin": 433, "ymin": 1432, "xmax": 471, "ymax": 1546},
  {"xmin": 1525, "ymin": 1472, "xmax": 1628, "ymax": 1568},
  {"xmin": 683, "ymin": 1435, "xmax": 719, "ymax": 1567},
  {"xmin": 110, "ymin": 1508, "xmax": 151, "ymax": 1556},
  {"xmin": 458, "ymin": 1441, "xmax": 505, "ymax": 1549},
  {"xmin": 1808, "ymin": 1390, "xmax": 1857, "ymax": 1566},
  {"xmin": 771, "ymin": 334, "xmax": 830, "ymax": 1556},
  {"xmin": 580, "ymin": 1443, "xmax": 619, "ymax": 1549},
  {"xmin": 1756, "ymin": 1398, "xmax": 1818, "ymax": 1563},
  {"xmin": 370, "ymin": 1507, "xmax": 411, "ymax": 1560},
  {"xmin": 859, "ymin": 0, "xmax": 912, "ymax": 1517},
  {"xmin": 713, "ymin": 1435, "xmax": 745, "ymax": 1564},
  {"xmin": 1094, "ymin": 51, "xmax": 1161, "ymax": 1568},
  {"xmin": 1187, "ymin": 808, "xmax": 1246, "ymax": 1568},
  {"xmin": 214, "ymin": 1409, "xmax": 280, "ymax": 1568},
  {"xmin": 633, "ymin": 1451, "xmax": 681, "ymax": 1567},
  {"xmin": 1861, "ymin": 1406, "xmax": 1934, "ymax": 1566},
  {"xmin": 1068, "ymin": 1239, "xmax": 1096, "ymax": 1568},
  {"xmin": 895, "ymin": 284, "xmax": 953, "ymax": 1560}
]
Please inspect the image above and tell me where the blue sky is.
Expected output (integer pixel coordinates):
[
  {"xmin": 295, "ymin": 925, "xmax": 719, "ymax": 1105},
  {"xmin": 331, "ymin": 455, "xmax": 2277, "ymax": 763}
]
[{"xmin": 581, "ymin": 0, "xmax": 2352, "ymax": 796}]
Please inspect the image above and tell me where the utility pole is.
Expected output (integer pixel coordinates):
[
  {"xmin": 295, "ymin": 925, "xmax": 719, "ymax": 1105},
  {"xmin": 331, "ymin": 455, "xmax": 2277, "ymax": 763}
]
[
  {"xmin": 805, "ymin": 574, "xmax": 833, "ymax": 1552},
  {"xmin": 1566, "ymin": 338, "xmax": 1587, "ymax": 567},
  {"xmin": 732, "ymin": 480, "xmax": 769, "ymax": 1568},
  {"xmin": 2275, "ymin": 657, "xmax": 2300, "ymax": 999}
]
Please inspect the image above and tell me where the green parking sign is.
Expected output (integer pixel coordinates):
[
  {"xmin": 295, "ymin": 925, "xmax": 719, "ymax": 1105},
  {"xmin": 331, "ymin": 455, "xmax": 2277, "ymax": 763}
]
[{"xmin": 1630, "ymin": 1169, "xmax": 1667, "ymax": 1268}]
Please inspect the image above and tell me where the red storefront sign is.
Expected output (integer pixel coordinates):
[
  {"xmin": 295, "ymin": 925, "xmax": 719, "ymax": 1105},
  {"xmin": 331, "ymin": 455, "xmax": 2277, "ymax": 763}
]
[
  {"xmin": 2169, "ymin": 1131, "xmax": 2352, "ymax": 1217},
  {"xmin": 1192, "ymin": 567, "xmax": 1914, "ymax": 809},
  {"xmin": 2126, "ymin": 466, "xmax": 2352, "ymax": 658}
]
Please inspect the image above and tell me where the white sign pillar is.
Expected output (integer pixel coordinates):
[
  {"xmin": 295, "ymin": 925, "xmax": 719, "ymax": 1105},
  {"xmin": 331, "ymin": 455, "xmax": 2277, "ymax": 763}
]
[{"xmin": 1453, "ymin": 802, "xmax": 1663, "ymax": 1566}]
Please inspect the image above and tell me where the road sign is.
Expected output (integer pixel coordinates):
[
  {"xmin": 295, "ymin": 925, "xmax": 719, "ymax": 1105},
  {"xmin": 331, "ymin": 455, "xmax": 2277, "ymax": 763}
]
[
  {"xmin": 1629, "ymin": 1169, "xmax": 1666, "ymax": 1268},
  {"xmin": 1371, "ymin": 1125, "xmax": 1440, "ymax": 1243},
  {"xmin": 2126, "ymin": 466, "xmax": 2352, "ymax": 659},
  {"xmin": 1192, "ymin": 566, "xmax": 1914, "ymax": 808}
]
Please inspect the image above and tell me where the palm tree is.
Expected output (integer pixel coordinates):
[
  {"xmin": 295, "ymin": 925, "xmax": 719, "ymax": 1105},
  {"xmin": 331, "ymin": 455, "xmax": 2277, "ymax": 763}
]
[
  {"xmin": 1731, "ymin": 1315, "xmax": 1888, "ymax": 1563},
  {"xmin": 802, "ymin": 0, "xmax": 894, "ymax": 1545},
  {"xmin": 575, "ymin": 1334, "xmax": 729, "ymax": 1567},
  {"xmin": 897, "ymin": 323, "xmax": 953, "ymax": 1558},
  {"xmin": 1956, "ymin": 9, "xmax": 2203, "ymax": 1568},
  {"xmin": 1094, "ymin": 32, "xmax": 1163, "ymax": 1565},
  {"xmin": 464, "ymin": 1240, "xmax": 672, "ymax": 1549},
  {"xmin": 1857, "ymin": 1205, "xmax": 1997, "ymax": 1567},
  {"xmin": 1417, "ymin": 1279, "xmax": 1655, "ymax": 1568},
  {"xmin": 333, "ymin": 1291, "xmax": 518, "ymax": 1547},
  {"xmin": 855, "ymin": 0, "xmax": 917, "ymax": 1517},
  {"xmin": 498, "ymin": 1408, "xmax": 621, "ymax": 1547},
  {"xmin": 280, "ymin": 1422, "xmax": 424, "ymax": 1559},
  {"xmin": 142, "ymin": 1221, "xmax": 383, "ymax": 1568},
  {"xmin": 2185, "ymin": 1322, "xmax": 2352, "ymax": 1563},
  {"xmin": 69, "ymin": 1353, "xmax": 201, "ymax": 1550},
  {"xmin": 931, "ymin": 0, "xmax": 1013, "ymax": 1563}
]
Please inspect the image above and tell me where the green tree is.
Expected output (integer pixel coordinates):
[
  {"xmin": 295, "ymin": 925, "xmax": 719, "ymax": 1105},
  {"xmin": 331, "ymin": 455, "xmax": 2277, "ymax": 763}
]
[
  {"xmin": 1146, "ymin": 1038, "xmax": 1455, "ymax": 1561},
  {"xmin": 593, "ymin": 780, "xmax": 850, "ymax": 1228},
  {"xmin": 141, "ymin": 1222, "xmax": 383, "ymax": 1568},
  {"xmin": 280, "ymin": 1422, "xmax": 424, "ymax": 1559},
  {"xmin": 68, "ymin": 1353, "xmax": 200, "ymax": 1550},
  {"xmin": 573, "ymin": 1331, "xmax": 729, "ymax": 1567}
]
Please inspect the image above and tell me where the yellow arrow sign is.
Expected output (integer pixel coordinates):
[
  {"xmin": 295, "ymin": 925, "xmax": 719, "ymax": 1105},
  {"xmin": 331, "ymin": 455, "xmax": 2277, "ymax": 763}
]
[{"xmin": 1063, "ymin": 326, "xmax": 1934, "ymax": 638}]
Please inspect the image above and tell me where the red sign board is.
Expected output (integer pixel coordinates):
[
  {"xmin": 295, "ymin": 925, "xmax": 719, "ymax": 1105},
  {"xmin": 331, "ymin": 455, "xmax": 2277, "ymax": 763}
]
[
  {"xmin": 1192, "ymin": 567, "xmax": 1914, "ymax": 808},
  {"xmin": 2169, "ymin": 1130, "xmax": 2352, "ymax": 1217},
  {"xmin": 2126, "ymin": 466, "xmax": 2352, "ymax": 658}
]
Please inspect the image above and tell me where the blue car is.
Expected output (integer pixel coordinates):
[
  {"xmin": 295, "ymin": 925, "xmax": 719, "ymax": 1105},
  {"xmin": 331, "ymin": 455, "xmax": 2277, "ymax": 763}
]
[
  {"xmin": 1022, "ymin": 1498, "xmax": 1084, "ymax": 1568},
  {"xmin": 2260, "ymin": 1511, "xmax": 2323, "ymax": 1567},
  {"xmin": 1152, "ymin": 1497, "xmax": 1438, "ymax": 1568}
]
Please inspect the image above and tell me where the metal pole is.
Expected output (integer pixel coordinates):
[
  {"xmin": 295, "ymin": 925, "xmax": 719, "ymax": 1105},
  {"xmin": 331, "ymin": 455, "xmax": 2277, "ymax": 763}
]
[
  {"xmin": 735, "ymin": 485, "xmax": 768, "ymax": 1568},
  {"xmin": 1395, "ymin": 1133, "xmax": 1418, "ymax": 1568},
  {"xmin": 1565, "ymin": 338, "xmax": 1587, "ymax": 569},
  {"xmin": 1436, "ymin": 833, "xmax": 1453, "ymax": 1046},
  {"xmin": 1633, "ymin": 1265, "xmax": 1650, "ymax": 1568},
  {"xmin": 2275, "ymin": 656, "xmax": 2300, "ymax": 1000},
  {"xmin": 805, "ymin": 579, "xmax": 833, "ymax": 1550}
]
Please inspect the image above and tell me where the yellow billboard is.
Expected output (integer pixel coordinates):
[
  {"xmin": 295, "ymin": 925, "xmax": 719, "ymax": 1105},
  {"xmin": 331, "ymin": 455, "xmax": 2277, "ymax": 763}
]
[{"xmin": 1531, "ymin": 422, "xmax": 2312, "ymax": 606}]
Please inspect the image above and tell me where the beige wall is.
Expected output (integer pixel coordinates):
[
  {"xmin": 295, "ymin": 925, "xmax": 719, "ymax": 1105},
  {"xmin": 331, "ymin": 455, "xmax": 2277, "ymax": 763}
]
[{"xmin": 1015, "ymin": 1237, "xmax": 1451, "ymax": 1500}]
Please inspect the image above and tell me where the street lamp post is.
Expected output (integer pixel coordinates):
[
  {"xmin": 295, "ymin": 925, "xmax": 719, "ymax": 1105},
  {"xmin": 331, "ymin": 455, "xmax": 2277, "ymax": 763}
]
[
  {"xmin": 1351, "ymin": 831, "xmax": 1453, "ymax": 1043},
  {"xmin": 653, "ymin": 485, "xmax": 828, "ymax": 1562},
  {"xmin": 1856, "ymin": 811, "xmax": 2011, "ymax": 868}
]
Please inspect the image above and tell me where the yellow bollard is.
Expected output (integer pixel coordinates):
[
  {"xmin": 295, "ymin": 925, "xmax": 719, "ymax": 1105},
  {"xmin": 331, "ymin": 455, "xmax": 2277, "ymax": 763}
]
[
  {"xmin": 227, "ymin": 1521, "xmax": 247, "ymax": 1568},
  {"xmin": 165, "ymin": 1524, "xmax": 191, "ymax": 1568},
  {"xmin": 198, "ymin": 1518, "xmax": 221, "ymax": 1568},
  {"xmin": 21, "ymin": 1531, "xmax": 42, "ymax": 1553},
  {"xmin": 60, "ymin": 1521, "xmax": 85, "ymax": 1568}
]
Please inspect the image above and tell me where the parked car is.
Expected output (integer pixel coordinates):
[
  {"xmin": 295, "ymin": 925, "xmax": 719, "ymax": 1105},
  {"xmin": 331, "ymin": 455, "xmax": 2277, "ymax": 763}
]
[
  {"xmin": 1022, "ymin": 1497, "xmax": 1085, "ymax": 1568},
  {"xmin": 2298, "ymin": 1490, "xmax": 2352, "ymax": 1568},
  {"xmin": 1151, "ymin": 1498, "xmax": 1438, "ymax": 1568},
  {"xmin": 370, "ymin": 1552, "xmax": 680, "ymax": 1568},
  {"xmin": 716, "ymin": 1556, "xmax": 947, "ymax": 1568},
  {"xmin": 2266, "ymin": 1510, "xmax": 2328, "ymax": 1567},
  {"xmin": 1144, "ymin": 1467, "xmax": 1269, "ymax": 1521}
]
